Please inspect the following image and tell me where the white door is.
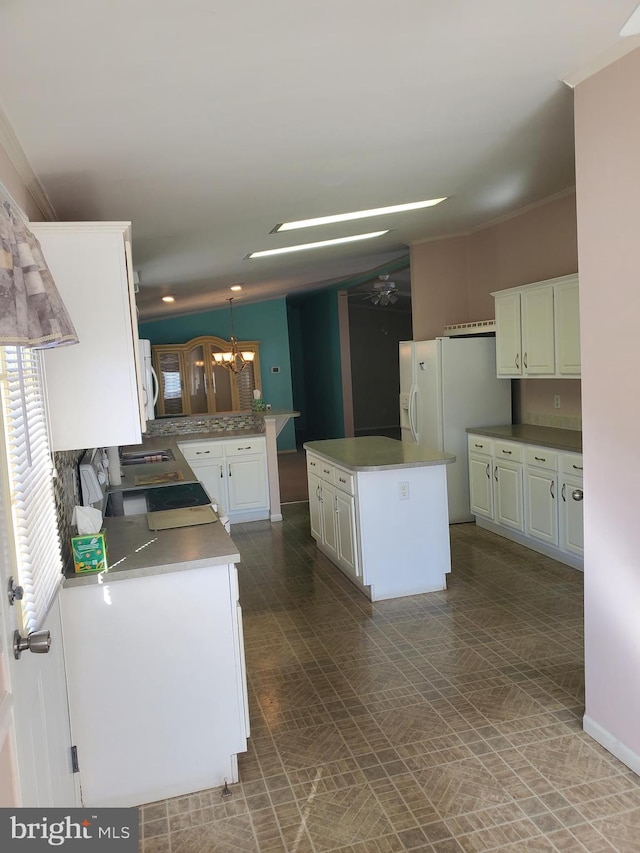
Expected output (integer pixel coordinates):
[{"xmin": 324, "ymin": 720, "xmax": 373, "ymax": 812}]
[
  {"xmin": 525, "ymin": 467, "xmax": 559, "ymax": 545},
  {"xmin": 227, "ymin": 455, "xmax": 268, "ymax": 512},
  {"xmin": 469, "ymin": 454, "xmax": 493, "ymax": 518},
  {"xmin": 307, "ymin": 472, "xmax": 323, "ymax": 541},
  {"xmin": 494, "ymin": 460, "xmax": 524, "ymax": 531},
  {"xmin": 189, "ymin": 456, "xmax": 228, "ymax": 516},
  {"xmin": 521, "ymin": 286, "xmax": 555, "ymax": 375},
  {"xmin": 495, "ymin": 292, "xmax": 522, "ymax": 376},
  {"xmin": 0, "ymin": 450, "xmax": 78, "ymax": 807},
  {"xmin": 555, "ymin": 279, "xmax": 581, "ymax": 375},
  {"xmin": 319, "ymin": 482, "xmax": 339, "ymax": 561},
  {"xmin": 335, "ymin": 490, "xmax": 359, "ymax": 578},
  {"xmin": 560, "ymin": 475, "xmax": 584, "ymax": 557}
]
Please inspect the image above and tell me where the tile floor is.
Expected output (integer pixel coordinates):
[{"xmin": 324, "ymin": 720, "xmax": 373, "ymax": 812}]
[{"xmin": 140, "ymin": 505, "xmax": 640, "ymax": 852}]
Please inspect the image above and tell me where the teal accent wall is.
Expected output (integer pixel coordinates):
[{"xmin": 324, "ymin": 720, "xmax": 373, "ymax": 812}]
[
  {"xmin": 139, "ymin": 299, "xmax": 296, "ymax": 451},
  {"xmin": 288, "ymin": 289, "xmax": 344, "ymax": 441}
]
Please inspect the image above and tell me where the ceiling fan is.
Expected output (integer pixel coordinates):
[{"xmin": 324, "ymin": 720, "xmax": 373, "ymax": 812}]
[{"xmin": 362, "ymin": 275, "xmax": 403, "ymax": 306}]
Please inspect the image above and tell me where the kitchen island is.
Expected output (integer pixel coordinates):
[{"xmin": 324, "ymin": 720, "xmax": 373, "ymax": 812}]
[
  {"xmin": 304, "ymin": 436, "xmax": 455, "ymax": 601},
  {"xmin": 61, "ymin": 459, "xmax": 249, "ymax": 808}
]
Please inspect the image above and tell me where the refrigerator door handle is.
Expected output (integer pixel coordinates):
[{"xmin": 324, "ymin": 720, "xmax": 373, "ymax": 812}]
[{"xmin": 408, "ymin": 387, "xmax": 419, "ymax": 443}]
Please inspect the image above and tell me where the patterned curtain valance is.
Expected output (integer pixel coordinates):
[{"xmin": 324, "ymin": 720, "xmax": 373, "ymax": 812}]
[{"xmin": 0, "ymin": 199, "xmax": 78, "ymax": 349}]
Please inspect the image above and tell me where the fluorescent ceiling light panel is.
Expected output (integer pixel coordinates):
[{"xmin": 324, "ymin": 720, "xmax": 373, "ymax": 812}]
[
  {"xmin": 274, "ymin": 198, "xmax": 446, "ymax": 232},
  {"xmin": 247, "ymin": 230, "xmax": 389, "ymax": 259}
]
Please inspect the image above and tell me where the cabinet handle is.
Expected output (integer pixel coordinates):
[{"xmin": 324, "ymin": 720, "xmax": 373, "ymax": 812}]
[
  {"xmin": 494, "ymin": 467, "xmax": 498, "ymax": 482},
  {"xmin": 523, "ymin": 352, "xmax": 528, "ymax": 369},
  {"xmin": 316, "ymin": 484, "xmax": 322, "ymax": 500},
  {"xmin": 323, "ymin": 468, "xmax": 330, "ymax": 475},
  {"xmin": 485, "ymin": 462, "xmax": 490, "ymax": 479},
  {"xmin": 550, "ymin": 481, "xmax": 555, "ymax": 499},
  {"xmin": 515, "ymin": 353, "xmax": 519, "ymax": 369},
  {"xmin": 502, "ymin": 450, "xmax": 512, "ymax": 455},
  {"xmin": 220, "ymin": 465, "xmax": 224, "ymax": 478},
  {"xmin": 572, "ymin": 464, "xmax": 583, "ymax": 471},
  {"xmin": 561, "ymin": 483, "xmax": 566, "ymax": 502},
  {"xmin": 572, "ymin": 489, "xmax": 583, "ymax": 502},
  {"xmin": 236, "ymin": 446, "xmax": 252, "ymax": 451},
  {"xmin": 534, "ymin": 456, "xmax": 546, "ymax": 462},
  {"xmin": 475, "ymin": 443, "xmax": 483, "ymax": 448},
  {"xmin": 196, "ymin": 450, "xmax": 211, "ymax": 455},
  {"xmin": 339, "ymin": 477, "xmax": 346, "ymax": 484},
  {"xmin": 228, "ymin": 465, "xmax": 232, "ymax": 477}
]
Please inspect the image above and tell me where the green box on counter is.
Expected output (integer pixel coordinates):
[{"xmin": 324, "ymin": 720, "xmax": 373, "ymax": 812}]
[{"xmin": 71, "ymin": 531, "xmax": 108, "ymax": 573}]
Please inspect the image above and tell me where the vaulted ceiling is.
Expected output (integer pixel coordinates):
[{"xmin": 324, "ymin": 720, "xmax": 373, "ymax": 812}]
[{"xmin": 0, "ymin": 1, "xmax": 638, "ymax": 320}]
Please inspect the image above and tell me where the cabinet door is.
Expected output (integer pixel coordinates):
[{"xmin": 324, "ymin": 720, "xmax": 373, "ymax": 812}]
[
  {"xmin": 185, "ymin": 343, "xmax": 211, "ymax": 415},
  {"xmin": 227, "ymin": 455, "xmax": 268, "ymax": 512},
  {"xmin": 156, "ymin": 350, "xmax": 186, "ymax": 416},
  {"xmin": 307, "ymin": 472, "xmax": 323, "ymax": 541},
  {"xmin": 34, "ymin": 223, "xmax": 143, "ymax": 451},
  {"xmin": 469, "ymin": 453, "xmax": 493, "ymax": 518},
  {"xmin": 494, "ymin": 292, "xmax": 522, "ymax": 376},
  {"xmin": 189, "ymin": 458, "xmax": 228, "ymax": 517},
  {"xmin": 335, "ymin": 490, "xmax": 359, "ymax": 578},
  {"xmin": 560, "ymin": 475, "xmax": 584, "ymax": 557},
  {"xmin": 494, "ymin": 460, "xmax": 524, "ymax": 531},
  {"xmin": 320, "ymin": 482, "xmax": 339, "ymax": 562},
  {"xmin": 521, "ymin": 286, "xmax": 555, "ymax": 375},
  {"xmin": 555, "ymin": 279, "xmax": 581, "ymax": 376},
  {"xmin": 525, "ymin": 467, "xmax": 558, "ymax": 545}
]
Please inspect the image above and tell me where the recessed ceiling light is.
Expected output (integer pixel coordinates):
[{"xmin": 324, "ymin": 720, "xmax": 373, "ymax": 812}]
[
  {"xmin": 230, "ymin": 285, "xmax": 243, "ymax": 292},
  {"xmin": 247, "ymin": 231, "xmax": 389, "ymax": 259},
  {"xmin": 273, "ymin": 198, "xmax": 447, "ymax": 232},
  {"xmin": 162, "ymin": 296, "xmax": 175, "ymax": 303}
]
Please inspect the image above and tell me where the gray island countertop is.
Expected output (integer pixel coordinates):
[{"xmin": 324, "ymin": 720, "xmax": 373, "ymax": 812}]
[
  {"xmin": 304, "ymin": 436, "xmax": 455, "ymax": 471},
  {"xmin": 466, "ymin": 424, "xmax": 582, "ymax": 453}
]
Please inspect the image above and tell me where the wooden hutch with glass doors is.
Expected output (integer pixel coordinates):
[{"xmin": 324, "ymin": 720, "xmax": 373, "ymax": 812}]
[{"xmin": 152, "ymin": 336, "xmax": 261, "ymax": 416}]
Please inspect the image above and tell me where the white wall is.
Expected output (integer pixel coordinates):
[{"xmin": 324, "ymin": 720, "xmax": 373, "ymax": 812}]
[{"xmin": 575, "ymin": 46, "xmax": 640, "ymax": 771}]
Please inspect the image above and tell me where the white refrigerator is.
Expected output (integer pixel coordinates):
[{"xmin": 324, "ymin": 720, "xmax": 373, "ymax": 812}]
[{"xmin": 399, "ymin": 337, "xmax": 511, "ymax": 523}]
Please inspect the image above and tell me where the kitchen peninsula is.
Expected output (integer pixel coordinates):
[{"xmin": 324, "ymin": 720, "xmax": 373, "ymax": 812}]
[{"xmin": 304, "ymin": 436, "xmax": 455, "ymax": 601}]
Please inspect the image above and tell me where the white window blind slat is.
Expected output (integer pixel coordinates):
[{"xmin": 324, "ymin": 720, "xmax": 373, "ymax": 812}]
[{"xmin": 0, "ymin": 346, "xmax": 64, "ymax": 633}]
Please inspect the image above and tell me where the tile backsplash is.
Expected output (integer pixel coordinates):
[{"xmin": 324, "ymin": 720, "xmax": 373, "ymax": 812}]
[
  {"xmin": 523, "ymin": 411, "xmax": 582, "ymax": 431},
  {"xmin": 147, "ymin": 413, "xmax": 264, "ymax": 436},
  {"xmin": 52, "ymin": 450, "xmax": 83, "ymax": 572}
]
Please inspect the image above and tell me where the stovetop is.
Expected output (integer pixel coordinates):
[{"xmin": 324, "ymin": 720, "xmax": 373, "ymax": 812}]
[{"xmin": 105, "ymin": 481, "xmax": 212, "ymax": 517}]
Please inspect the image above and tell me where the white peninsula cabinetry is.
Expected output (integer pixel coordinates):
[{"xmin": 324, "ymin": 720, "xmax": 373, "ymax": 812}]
[
  {"xmin": 31, "ymin": 222, "xmax": 145, "ymax": 451},
  {"xmin": 468, "ymin": 428, "xmax": 583, "ymax": 569},
  {"xmin": 179, "ymin": 435, "xmax": 268, "ymax": 524},
  {"xmin": 493, "ymin": 274, "xmax": 580, "ymax": 378},
  {"xmin": 61, "ymin": 520, "xmax": 249, "ymax": 807},
  {"xmin": 305, "ymin": 437, "xmax": 455, "ymax": 601}
]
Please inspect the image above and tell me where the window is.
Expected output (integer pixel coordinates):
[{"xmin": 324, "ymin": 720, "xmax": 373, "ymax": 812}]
[{"xmin": 0, "ymin": 346, "xmax": 64, "ymax": 633}]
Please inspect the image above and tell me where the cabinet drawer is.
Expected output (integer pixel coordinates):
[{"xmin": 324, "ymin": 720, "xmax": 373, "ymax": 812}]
[
  {"xmin": 561, "ymin": 453, "xmax": 583, "ymax": 477},
  {"xmin": 468, "ymin": 435, "xmax": 493, "ymax": 456},
  {"xmin": 334, "ymin": 467, "xmax": 355, "ymax": 495},
  {"xmin": 307, "ymin": 454, "xmax": 335, "ymax": 483},
  {"xmin": 225, "ymin": 437, "xmax": 265, "ymax": 456},
  {"xmin": 179, "ymin": 441, "xmax": 224, "ymax": 461},
  {"xmin": 494, "ymin": 441, "xmax": 523, "ymax": 463},
  {"xmin": 524, "ymin": 446, "xmax": 558, "ymax": 471}
]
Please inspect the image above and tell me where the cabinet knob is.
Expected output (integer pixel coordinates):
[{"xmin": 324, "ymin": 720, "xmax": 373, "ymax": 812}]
[{"xmin": 572, "ymin": 489, "xmax": 583, "ymax": 502}]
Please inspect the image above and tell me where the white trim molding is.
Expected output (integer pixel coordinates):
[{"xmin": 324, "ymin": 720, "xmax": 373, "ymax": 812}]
[
  {"xmin": 0, "ymin": 107, "xmax": 57, "ymax": 221},
  {"xmin": 583, "ymin": 715, "xmax": 640, "ymax": 778}
]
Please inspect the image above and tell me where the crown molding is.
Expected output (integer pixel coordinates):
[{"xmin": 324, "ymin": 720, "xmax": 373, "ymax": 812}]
[
  {"xmin": 563, "ymin": 35, "xmax": 640, "ymax": 88},
  {"xmin": 0, "ymin": 108, "xmax": 57, "ymax": 221}
]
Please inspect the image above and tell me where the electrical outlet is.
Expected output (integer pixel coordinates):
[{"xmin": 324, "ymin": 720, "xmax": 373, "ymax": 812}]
[
  {"xmin": 399, "ymin": 482, "xmax": 409, "ymax": 500},
  {"xmin": 554, "ymin": 395, "xmax": 561, "ymax": 409}
]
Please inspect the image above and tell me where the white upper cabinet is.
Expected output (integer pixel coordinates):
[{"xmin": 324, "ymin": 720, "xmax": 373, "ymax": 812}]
[
  {"xmin": 31, "ymin": 222, "xmax": 144, "ymax": 451},
  {"xmin": 492, "ymin": 274, "xmax": 580, "ymax": 379},
  {"xmin": 554, "ymin": 278, "xmax": 581, "ymax": 375}
]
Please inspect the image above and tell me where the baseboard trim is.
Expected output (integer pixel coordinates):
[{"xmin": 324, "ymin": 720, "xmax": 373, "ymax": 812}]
[
  {"xmin": 583, "ymin": 715, "xmax": 640, "ymax": 777},
  {"xmin": 475, "ymin": 517, "xmax": 583, "ymax": 571},
  {"xmin": 270, "ymin": 513, "xmax": 283, "ymax": 522}
]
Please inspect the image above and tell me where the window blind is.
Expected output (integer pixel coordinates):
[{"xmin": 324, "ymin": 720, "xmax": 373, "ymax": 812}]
[{"xmin": 0, "ymin": 346, "xmax": 64, "ymax": 633}]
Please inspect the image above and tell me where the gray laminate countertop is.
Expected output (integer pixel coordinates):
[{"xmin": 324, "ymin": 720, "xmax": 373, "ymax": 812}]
[
  {"xmin": 304, "ymin": 436, "xmax": 455, "ymax": 471},
  {"xmin": 466, "ymin": 424, "xmax": 582, "ymax": 453},
  {"xmin": 65, "ymin": 433, "xmax": 245, "ymax": 587}
]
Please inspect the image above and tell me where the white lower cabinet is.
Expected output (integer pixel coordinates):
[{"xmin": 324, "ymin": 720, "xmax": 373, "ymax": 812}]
[
  {"xmin": 61, "ymin": 562, "xmax": 248, "ymax": 807},
  {"xmin": 468, "ymin": 434, "xmax": 583, "ymax": 569},
  {"xmin": 179, "ymin": 436, "xmax": 268, "ymax": 524},
  {"xmin": 305, "ymin": 448, "xmax": 451, "ymax": 600},
  {"xmin": 308, "ymin": 458, "xmax": 358, "ymax": 580}
]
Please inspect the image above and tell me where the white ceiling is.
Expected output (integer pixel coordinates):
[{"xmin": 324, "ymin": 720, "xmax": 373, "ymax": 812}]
[{"xmin": 0, "ymin": 1, "xmax": 638, "ymax": 321}]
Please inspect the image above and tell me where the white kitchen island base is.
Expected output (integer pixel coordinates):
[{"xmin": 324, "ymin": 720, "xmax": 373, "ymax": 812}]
[
  {"xmin": 305, "ymin": 437, "xmax": 455, "ymax": 601},
  {"xmin": 61, "ymin": 559, "xmax": 249, "ymax": 807}
]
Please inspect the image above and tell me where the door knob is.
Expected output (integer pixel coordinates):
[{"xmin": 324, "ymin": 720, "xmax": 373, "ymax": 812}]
[{"xmin": 13, "ymin": 629, "xmax": 51, "ymax": 660}]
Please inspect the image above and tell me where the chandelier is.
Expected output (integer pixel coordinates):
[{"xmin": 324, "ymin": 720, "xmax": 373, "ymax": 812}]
[{"xmin": 213, "ymin": 297, "xmax": 255, "ymax": 373}]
